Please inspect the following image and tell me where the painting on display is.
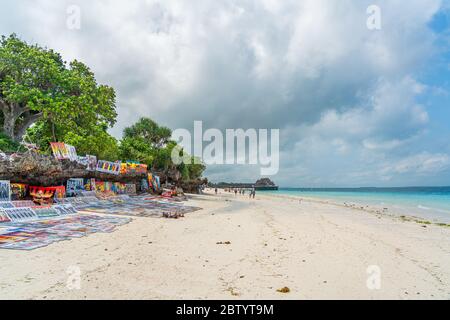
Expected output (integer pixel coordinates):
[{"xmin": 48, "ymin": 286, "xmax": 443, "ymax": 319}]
[
  {"xmin": 141, "ymin": 179, "xmax": 149, "ymax": 192},
  {"xmin": 53, "ymin": 204, "xmax": 77, "ymax": 215},
  {"xmin": 147, "ymin": 173, "xmax": 153, "ymax": 189},
  {"xmin": 0, "ymin": 181, "xmax": 11, "ymax": 201},
  {"xmin": 32, "ymin": 206, "xmax": 60, "ymax": 218},
  {"xmin": 0, "ymin": 211, "xmax": 11, "ymax": 223},
  {"xmin": 149, "ymin": 175, "xmax": 160, "ymax": 191},
  {"xmin": 10, "ymin": 183, "xmax": 28, "ymax": 200},
  {"xmin": 3, "ymin": 207, "xmax": 37, "ymax": 222},
  {"xmin": 83, "ymin": 178, "xmax": 96, "ymax": 191},
  {"xmin": 120, "ymin": 162, "xmax": 148, "ymax": 174},
  {"xmin": 53, "ymin": 186, "xmax": 66, "ymax": 199},
  {"xmin": 94, "ymin": 180, "xmax": 113, "ymax": 193},
  {"xmin": 91, "ymin": 178, "xmax": 96, "ymax": 191},
  {"xmin": 112, "ymin": 182, "xmax": 126, "ymax": 195},
  {"xmin": 86, "ymin": 155, "xmax": 97, "ymax": 171},
  {"xmin": 66, "ymin": 178, "xmax": 85, "ymax": 197},
  {"xmin": 76, "ymin": 156, "xmax": 89, "ymax": 167},
  {"xmin": 104, "ymin": 181, "xmax": 113, "ymax": 192},
  {"xmin": 50, "ymin": 142, "xmax": 68, "ymax": 160},
  {"xmin": 96, "ymin": 160, "xmax": 121, "ymax": 175},
  {"xmin": 125, "ymin": 184, "xmax": 137, "ymax": 195},
  {"xmin": 65, "ymin": 144, "xmax": 78, "ymax": 161},
  {"xmin": 95, "ymin": 180, "xmax": 105, "ymax": 192},
  {"xmin": 50, "ymin": 142, "xmax": 77, "ymax": 161}
]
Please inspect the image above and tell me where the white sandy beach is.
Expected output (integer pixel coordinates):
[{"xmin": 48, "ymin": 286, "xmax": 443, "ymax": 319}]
[{"xmin": 0, "ymin": 190, "xmax": 449, "ymax": 300}]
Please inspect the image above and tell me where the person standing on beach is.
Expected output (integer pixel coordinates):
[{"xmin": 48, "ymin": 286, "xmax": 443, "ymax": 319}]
[
  {"xmin": 234, "ymin": 188, "xmax": 238, "ymax": 196},
  {"xmin": 215, "ymin": 188, "xmax": 218, "ymax": 195}
]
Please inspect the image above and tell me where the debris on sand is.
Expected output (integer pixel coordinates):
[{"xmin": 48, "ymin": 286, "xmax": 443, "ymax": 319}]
[
  {"xmin": 277, "ymin": 287, "xmax": 290, "ymax": 293},
  {"xmin": 163, "ymin": 212, "xmax": 185, "ymax": 219},
  {"xmin": 226, "ymin": 287, "xmax": 240, "ymax": 296}
]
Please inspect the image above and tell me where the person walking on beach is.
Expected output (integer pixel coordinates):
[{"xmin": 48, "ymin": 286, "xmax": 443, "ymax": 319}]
[
  {"xmin": 215, "ymin": 188, "xmax": 218, "ymax": 195},
  {"xmin": 234, "ymin": 188, "xmax": 238, "ymax": 196},
  {"xmin": 250, "ymin": 186, "xmax": 256, "ymax": 199}
]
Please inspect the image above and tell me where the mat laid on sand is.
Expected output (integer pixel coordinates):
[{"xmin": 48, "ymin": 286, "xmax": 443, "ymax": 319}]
[
  {"xmin": 0, "ymin": 214, "xmax": 130, "ymax": 250},
  {"xmin": 79, "ymin": 195, "xmax": 202, "ymax": 217}
]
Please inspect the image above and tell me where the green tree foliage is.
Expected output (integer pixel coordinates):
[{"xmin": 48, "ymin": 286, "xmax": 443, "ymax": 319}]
[
  {"xmin": 27, "ymin": 120, "xmax": 119, "ymax": 161},
  {"xmin": 0, "ymin": 34, "xmax": 117, "ymax": 142},
  {"xmin": 119, "ymin": 117, "xmax": 206, "ymax": 180},
  {"xmin": 187, "ymin": 156, "xmax": 206, "ymax": 180},
  {"xmin": 64, "ymin": 128, "xmax": 120, "ymax": 161},
  {"xmin": 119, "ymin": 117, "xmax": 171, "ymax": 166},
  {"xmin": 123, "ymin": 117, "xmax": 171, "ymax": 148},
  {"xmin": 176, "ymin": 156, "xmax": 206, "ymax": 181},
  {"xmin": 0, "ymin": 131, "xmax": 23, "ymax": 152}
]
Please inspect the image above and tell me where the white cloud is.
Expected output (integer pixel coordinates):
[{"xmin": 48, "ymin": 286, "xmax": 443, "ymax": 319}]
[
  {"xmin": 381, "ymin": 153, "xmax": 450, "ymax": 175},
  {"xmin": 0, "ymin": 0, "xmax": 448, "ymax": 186}
]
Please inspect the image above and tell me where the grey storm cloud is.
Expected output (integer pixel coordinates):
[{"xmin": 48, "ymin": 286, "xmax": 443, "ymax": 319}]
[{"xmin": 0, "ymin": 0, "xmax": 449, "ymax": 186}]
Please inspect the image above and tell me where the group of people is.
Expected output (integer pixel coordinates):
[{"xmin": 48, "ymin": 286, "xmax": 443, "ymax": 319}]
[{"xmin": 214, "ymin": 187, "xmax": 256, "ymax": 199}]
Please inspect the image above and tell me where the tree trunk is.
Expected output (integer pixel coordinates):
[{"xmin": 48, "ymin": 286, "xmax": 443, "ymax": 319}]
[
  {"xmin": 0, "ymin": 100, "xmax": 43, "ymax": 142},
  {"xmin": 2, "ymin": 109, "xmax": 16, "ymax": 140}
]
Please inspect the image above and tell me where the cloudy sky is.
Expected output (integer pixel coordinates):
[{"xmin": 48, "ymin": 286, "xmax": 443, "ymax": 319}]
[{"xmin": 1, "ymin": 0, "xmax": 450, "ymax": 187}]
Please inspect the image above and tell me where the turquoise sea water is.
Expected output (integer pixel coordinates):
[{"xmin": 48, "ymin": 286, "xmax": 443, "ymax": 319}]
[{"xmin": 260, "ymin": 187, "xmax": 450, "ymax": 223}]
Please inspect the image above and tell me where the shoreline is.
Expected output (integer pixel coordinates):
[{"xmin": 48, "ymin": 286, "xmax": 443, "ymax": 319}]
[
  {"xmin": 256, "ymin": 192, "xmax": 450, "ymax": 228},
  {"xmin": 1, "ymin": 190, "xmax": 449, "ymax": 299}
]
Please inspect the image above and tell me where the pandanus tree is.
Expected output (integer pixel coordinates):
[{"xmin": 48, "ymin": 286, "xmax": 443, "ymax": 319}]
[{"xmin": 0, "ymin": 34, "xmax": 117, "ymax": 143}]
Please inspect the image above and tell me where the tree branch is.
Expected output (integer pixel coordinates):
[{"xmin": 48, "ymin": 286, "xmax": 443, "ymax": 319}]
[{"xmin": 15, "ymin": 105, "xmax": 31, "ymax": 118}]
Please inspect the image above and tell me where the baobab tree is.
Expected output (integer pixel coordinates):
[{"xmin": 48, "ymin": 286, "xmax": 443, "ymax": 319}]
[{"xmin": 0, "ymin": 34, "xmax": 117, "ymax": 142}]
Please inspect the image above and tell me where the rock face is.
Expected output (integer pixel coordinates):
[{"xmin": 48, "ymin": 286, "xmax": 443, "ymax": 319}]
[
  {"xmin": 0, "ymin": 152, "xmax": 146, "ymax": 185},
  {"xmin": 0, "ymin": 151, "xmax": 206, "ymax": 194},
  {"xmin": 255, "ymin": 178, "xmax": 276, "ymax": 187},
  {"xmin": 180, "ymin": 178, "xmax": 208, "ymax": 194}
]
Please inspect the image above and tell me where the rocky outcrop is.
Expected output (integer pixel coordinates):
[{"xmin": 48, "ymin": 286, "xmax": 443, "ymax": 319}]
[
  {"xmin": 255, "ymin": 178, "xmax": 276, "ymax": 187},
  {"xmin": 180, "ymin": 178, "xmax": 208, "ymax": 194},
  {"xmin": 0, "ymin": 152, "xmax": 146, "ymax": 185}
]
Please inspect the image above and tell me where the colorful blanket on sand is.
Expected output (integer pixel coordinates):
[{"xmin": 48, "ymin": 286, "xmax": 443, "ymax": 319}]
[{"xmin": 0, "ymin": 214, "xmax": 130, "ymax": 250}]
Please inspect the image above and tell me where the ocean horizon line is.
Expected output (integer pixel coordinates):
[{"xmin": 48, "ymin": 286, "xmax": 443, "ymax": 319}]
[{"xmin": 275, "ymin": 186, "xmax": 450, "ymax": 190}]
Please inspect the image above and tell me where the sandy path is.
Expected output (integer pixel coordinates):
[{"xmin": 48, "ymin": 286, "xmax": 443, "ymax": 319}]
[{"xmin": 0, "ymin": 192, "xmax": 449, "ymax": 299}]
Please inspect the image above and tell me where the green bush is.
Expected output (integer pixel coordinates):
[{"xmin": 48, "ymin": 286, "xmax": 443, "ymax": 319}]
[{"xmin": 0, "ymin": 131, "xmax": 21, "ymax": 152}]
